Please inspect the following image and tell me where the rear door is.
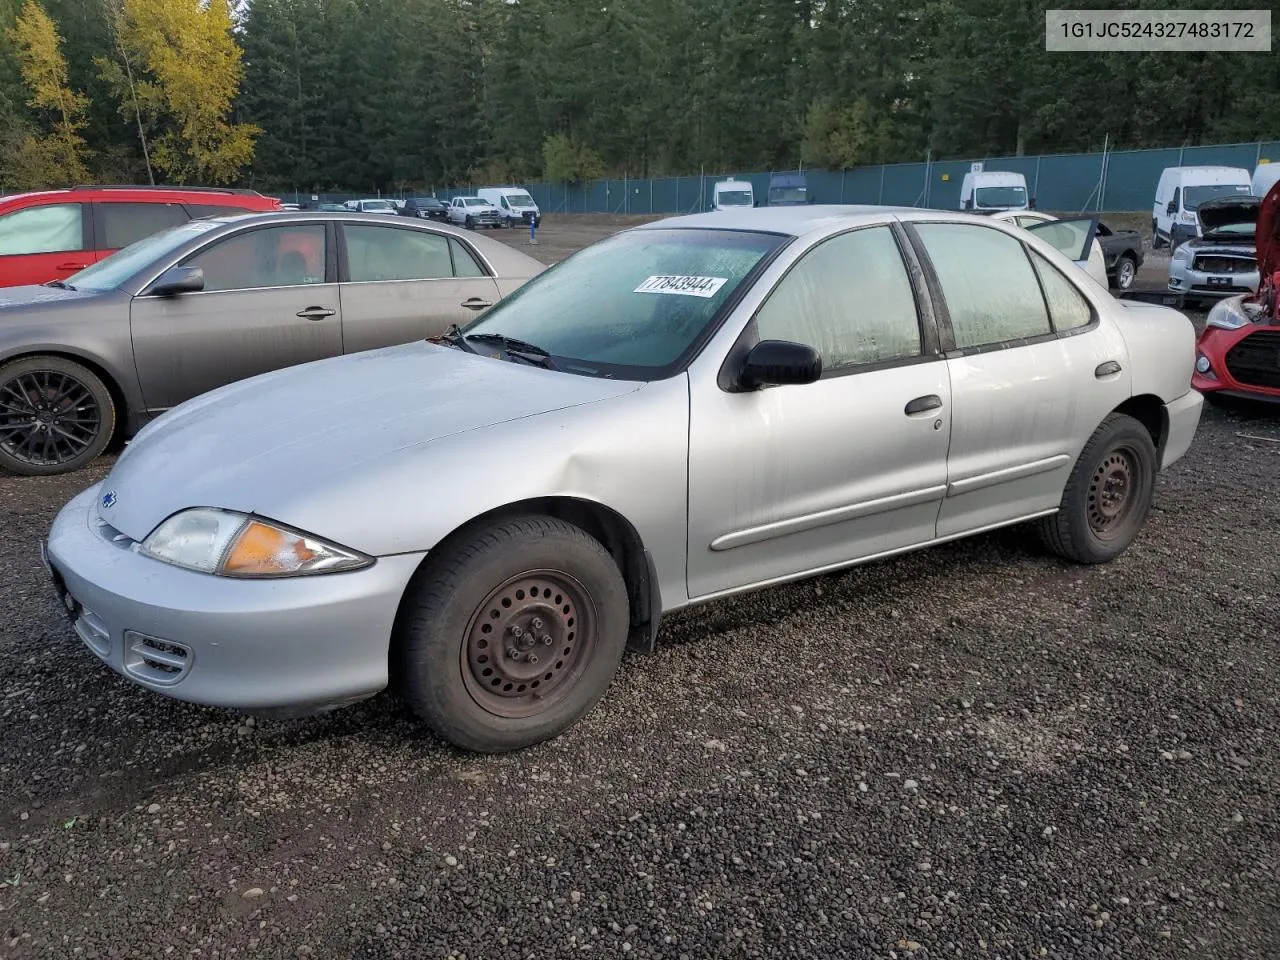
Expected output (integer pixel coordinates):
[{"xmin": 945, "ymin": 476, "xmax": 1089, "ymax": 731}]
[
  {"xmin": 0, "ymin": 201, "xmax": 91, "ymax": 286},
  {"xmin": 92, "ymin": 201, "xmax": 190, "ymax": 262},
  {"xmin": 129, "ymin": 221, "xmax": 341, "ymax": 413},
  {"xmin": 337, "ymin": 222, "xmax": 501, "ymax": 353}
]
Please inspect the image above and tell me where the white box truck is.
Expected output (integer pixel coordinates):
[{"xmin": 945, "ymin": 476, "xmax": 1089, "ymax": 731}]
[
  {"xmin": 711, "ymin": 179, "xmax": 755, "ymax": 211},
  {"xmin": 477, "ymin": 187, "xmax": 540, "ymax": 228},
  {"xmin": 959, "ymin": 170, "xmax": 1030, "ymax": 213}
]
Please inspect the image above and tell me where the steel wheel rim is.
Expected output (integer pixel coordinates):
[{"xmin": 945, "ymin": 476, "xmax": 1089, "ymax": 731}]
[
  {"xmin": 0, "ymin": 369, "xmax": 101, "ymax": 467},
  {"xmin": 1087, "ymin": 446, "xmax": 1139, "ymax": 538},
  {"xmin": 461, "ymin": 569, "xmax": 597, "ymax": 719},
  {"xmin": 1118, "ymin": 259, "xmax": 1135, "ymax": 288}
]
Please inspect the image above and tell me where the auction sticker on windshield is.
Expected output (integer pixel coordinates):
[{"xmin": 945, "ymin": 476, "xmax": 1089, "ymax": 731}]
[{"xmin": 634, "ymin": 275, "xmax": 728, "ymax": 298}]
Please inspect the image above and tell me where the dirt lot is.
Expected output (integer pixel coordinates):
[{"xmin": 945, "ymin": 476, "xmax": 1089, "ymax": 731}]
[{"xmin": 1, "ymin": 217, "xmax": 1278, "ymax": 959}]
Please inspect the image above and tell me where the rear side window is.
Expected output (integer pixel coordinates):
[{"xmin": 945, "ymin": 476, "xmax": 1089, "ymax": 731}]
[
  {"xmin": 915, "ymin": 223, "xmax": 1051, "ymax": 349},
  {"xmin": 98, "ymin": 202, "xmax": 189, "ymax": 250},
  {"xmin": 345, "ymin": 225, "xmax": 454, "ymax": 282},
  {"xmin": 450, "ymin": 237, "xmax": 485, "ymax": 277},
  {"xmin": 1031, "ymin": 251, "xmax": 1093, "ymax": 331},
  {"xmin": 0, "ymin": 203, "xmax": 85, "ymax": 255}
]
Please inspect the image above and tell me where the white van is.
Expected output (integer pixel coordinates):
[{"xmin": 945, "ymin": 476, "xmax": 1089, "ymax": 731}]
[
  {"xmin": 959, "ymin": 171, "xmax": 1029, "ymax": 212},
  {"xmin": 711, "ymin": 179, "xmax": 754, "ymax": 211},
  {"xmin": 1252, "ymin": 162, "xmax": 1280, "ymax": 200},
  {"xmin": 476, "ymin": 187, "xmax": 539, "ymax": 227},
  {"xmin": 1152, "ymin": 166, "xmax": 1252, "ymax": 249}
]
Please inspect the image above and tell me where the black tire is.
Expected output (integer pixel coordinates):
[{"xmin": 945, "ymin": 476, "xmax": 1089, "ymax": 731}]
[
  {"xmin": 393, "ymin": 515, "xmax": 629, "ymax": 753},
  {"xmin": 1039, "ymin": 413, "xmax": 1157, "ymax": 564},
  {"xmin": 1151, "ymin": 220, "xmax": 1164, "ymax": 249},
  {"xmin": 1110, "ymin": 254, "xmax": 1137, "ymax": 290},
  {"xmin": 0, "ymin": 355, "xmax": 115, "ymax": 476},
  {"xmin": 465, "ymin": 215, "xmax": 474, "ymax": 230}
]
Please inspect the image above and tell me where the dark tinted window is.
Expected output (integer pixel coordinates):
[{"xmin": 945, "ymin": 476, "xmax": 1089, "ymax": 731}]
[
  {"xmin": 99, "ymin": 202, "xmax": 189, "ymax": 250},
  {"xmin": 186, "ymin": 203, "xmax": 259, "ymax": 220},
  {"xmin": 183, "ymin": 225, "xmax": 327, "ymax": 292}
]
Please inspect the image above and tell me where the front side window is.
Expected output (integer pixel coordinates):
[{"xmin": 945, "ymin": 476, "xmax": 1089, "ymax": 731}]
[
  {"xmin": 99, "ymin": 202, "xmax": 189, "ymax": 250},
  {"xmin": 182, "ymin": 224, "xmax": 327, "ymax": 292},
  {"xmin": 915, "ymin": 223, "xmax": 1051, "ymax": 349},
  {"xmin": 345, "ymin": 225, "xmax": 453, "ymax": 281},
  {"xmin": 460, "ymin": 228, "xmax": 785, "ymax": 378},
  {"xmin": 754, "ymin": 226, "xmax": 921, "ymax": 371},
  {"xmin": 0, "ymin": 203, "xmax": 85, "ymax": 256}
]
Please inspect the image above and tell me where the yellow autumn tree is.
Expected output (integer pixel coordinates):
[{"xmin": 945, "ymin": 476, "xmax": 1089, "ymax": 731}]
[
  {"xmin": 7, "ymin": 0, "xmax": 89, "ymax": 187},
  {"xmin": 107, "ymin": 0, "xmax": 258, "ymax": 184}
]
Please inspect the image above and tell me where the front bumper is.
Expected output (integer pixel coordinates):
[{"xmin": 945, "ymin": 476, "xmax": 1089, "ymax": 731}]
[
  {"xmin": 1160, "ymin": 389, "xmax": 1204, "ymax": 470},
  {"xmin": 1194, "ymin": 324, "xmax": 1280, "ymax": 400},
  {"xmin": 44, "ymin": 484, "xmax": 427, "ymax": 711},
  {"xmin": 1168, "ymin": 259, "xmax": 1259, "ymax": 301}
]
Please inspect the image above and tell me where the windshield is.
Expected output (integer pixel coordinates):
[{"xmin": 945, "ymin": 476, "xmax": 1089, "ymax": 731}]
[
  {"xmin": 362, "ymin": 200, "xmax": 393, "ymax": 211},
  {"xmin": 505, "ymin": 192, "xmax": 536, "ymax": 207},
  {"xmin": 1184, "ymin": 183, "xmax": 1252, "ymax": 211},
  {"xmin": 1204, "ymin": 222, "xmax": 1255, "ymax": 237},
  {"xmin": 769, "ymin": 187, "xmax": 807, "ymax": 204},
  {"xmin": 717, "ymin": 190, "xmax": 753, "ymax": 206},
  {"xmin": 459, "ymin": 228, "xmax": 785, "ymax": 379},
  {"xmin": 464, "ymin": 198, "xmax": 488, "ymax": 207},
  {"xmin": 974, "ymin": 185, "xmax": 1027, "ymax": 208},
  {"xmin": 67, "ymin": 219, "xmax": 224, "ymax": 292}
]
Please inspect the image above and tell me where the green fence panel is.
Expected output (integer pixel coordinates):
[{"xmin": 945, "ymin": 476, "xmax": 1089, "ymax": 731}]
[{"xmin": 1102, "ymin": 148, "xmax": 1181, "ymax": 211}]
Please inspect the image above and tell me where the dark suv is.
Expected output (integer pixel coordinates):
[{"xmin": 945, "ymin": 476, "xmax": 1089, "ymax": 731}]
[{"xmin": 0, "ymin": 185, "xmax": 281, "ymax": 288}]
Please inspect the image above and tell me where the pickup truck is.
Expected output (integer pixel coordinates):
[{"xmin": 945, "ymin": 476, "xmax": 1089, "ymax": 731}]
[{"xmin": 1095, "ymin": 221, "xmax": 1144, "ymax": 290}]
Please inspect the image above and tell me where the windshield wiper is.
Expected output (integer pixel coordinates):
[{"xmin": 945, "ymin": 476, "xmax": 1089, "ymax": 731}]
[
  {"xmin": 464, "ymin": 332, "xmax": 560, "ymax": 370},
  {"xmin": 44, "ymin": 279, "xmax": 76, "ymax": 290},
  {"xmin": 436, "ymin": 323, "xmax": 478, "ymax": 353}
]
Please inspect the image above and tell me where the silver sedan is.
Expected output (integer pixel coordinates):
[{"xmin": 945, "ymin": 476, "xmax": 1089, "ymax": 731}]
[{"xmin": 45, "ymin": 207, "xmax": 1204, "ymax": 752}]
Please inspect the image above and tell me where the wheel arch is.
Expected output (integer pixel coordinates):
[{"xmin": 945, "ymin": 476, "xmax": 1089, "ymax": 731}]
[
  {"xmin": 1111, "ymin": 394, "xmax": 1167, "ymax": 460},
  {"xmin": 0, "ymin": 348, "xmax": 131, "ymax": 447},
  {"xmin": 395, "ymin": 495, "xmax": 662, "ymax": 658}
]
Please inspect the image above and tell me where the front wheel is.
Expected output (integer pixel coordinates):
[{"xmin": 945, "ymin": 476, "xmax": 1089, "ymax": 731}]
[
  {"xmin": 0, "ymin": 356, "xmax": 116, "ymax": 476},
  {"xmin": 1150, "ymin": 221, "xmax": 1164, "ymax": 249},
  {"xmin": 393, "ymin": 516, "xmax": 630, "ymax": 753},
  {"xmin": 465, "ymin": 215, "xmax": 474, "ymax": 230},
  {"xmin": 1038, "ymin": 413, "xmax": 1157, "ymax": 564},
  {"xmin": 1111, "ymin": 254, "xmax": 1137, "ymax": 290}
]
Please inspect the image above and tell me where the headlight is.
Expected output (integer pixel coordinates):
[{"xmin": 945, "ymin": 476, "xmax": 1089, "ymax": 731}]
[
  {"xmin": 1205, "ymin": 295, "xmax": 1256, "ymax": 331},
  {"xmin": 140, "ymin": 508, "xmax": 372, "ymax": 577}
]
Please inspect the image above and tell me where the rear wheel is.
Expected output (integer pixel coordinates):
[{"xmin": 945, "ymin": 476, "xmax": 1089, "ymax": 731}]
[
  {"xmin": 1151, "ymin": 220, "xmax": 1164, "ymax": 249},
  {"xmin": 465, "ymin": 215, "xmax": 474, "ymax": 230},
  {"xmin": 1039, "ymin": 413, "xmax": 1157, "ymax": 564},
  {"xmin": 1111, "ymin": 254, "xmax": 1137, "ymax": 290},
  {"xmin": 394, "ymin": 516, "xmax": 629, "ymax": 752},
  {"xmin": 0, "ymin": 356, "xmax": 115, "ymax": 476}
]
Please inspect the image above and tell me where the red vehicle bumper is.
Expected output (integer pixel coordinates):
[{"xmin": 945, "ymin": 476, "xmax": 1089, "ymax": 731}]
[{"xmin": 1194, "ymin": 323, "xmax": 1280, "ymax": 402}]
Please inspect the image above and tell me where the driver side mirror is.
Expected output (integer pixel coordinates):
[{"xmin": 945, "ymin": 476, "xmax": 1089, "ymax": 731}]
[
  {"xmin": 148, "ymin": 265, "xmax": 204, "ymax": 297},
  {"xmin": 963, "ymin": 198, "xmax": 974, "ymax": 210},
  {"xmin": 1166, "ymin": 200, "xmax": 1177, "ymax": 214},
  {"xmin": 738, "ymin": 340, "xmax": 822, "ymax": 390}
]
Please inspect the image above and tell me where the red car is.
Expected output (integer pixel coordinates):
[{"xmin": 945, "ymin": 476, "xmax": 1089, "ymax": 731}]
[
  {"xmin": 1193, "ymin": 180, "xmax": 1280, "ymax": 404},
  {"xmin": 0, "ymin": 185, "xmax": 281, "ymax": 288}
]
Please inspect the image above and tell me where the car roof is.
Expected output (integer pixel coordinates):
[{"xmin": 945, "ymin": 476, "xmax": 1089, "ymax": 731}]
[
  {"xmin": 637, "ymin": 205, "xmax": 947, "ymax": 237},
  {"xmin": 0, "ymin": 186, "xmax": 276, "ymax": 207}
]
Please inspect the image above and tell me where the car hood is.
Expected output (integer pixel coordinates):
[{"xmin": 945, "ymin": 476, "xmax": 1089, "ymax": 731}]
[
  {"xmin": 1196, "ymin": 195, "xmax": 1260, "ymax": 232},
  {"xmin": 0, "ymin": 283, "xmax": 102, "ymax": 313},
  {"xmin": 97, "ymin": 342, "xmax": 641, "ymax": 542}
]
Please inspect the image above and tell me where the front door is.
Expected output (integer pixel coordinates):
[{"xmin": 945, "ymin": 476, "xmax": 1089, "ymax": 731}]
[
  {"xmin": 338, "ymin": 222, "xmax": 502, "ymax": 353},
  {"xmin": 130, "ymin": 222, "xmax": 341, "ymax": 413},
  {"xmin": 906, "ymin": 220, "xmax": 1131, "ymax": 537},
  {"xmin": 686, "ymin": 224, "xmax": 952, "ymax": 599}
]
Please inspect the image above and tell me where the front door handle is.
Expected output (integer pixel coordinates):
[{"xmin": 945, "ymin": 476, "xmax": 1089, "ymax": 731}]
[
  {"xmin": 1095, "ymin": 360, "xmax": 1123, "ymax": 378},
  {"xmin": 296, "ymin": 306, "xmax": 336, "ymax": 320},
  {"xmin": 461, "ymin": 297, "xmax": 493, "ymax": 310},
  {"xmin": 904, "ymin": 394, "xmax": 944, "ymax": 416}
]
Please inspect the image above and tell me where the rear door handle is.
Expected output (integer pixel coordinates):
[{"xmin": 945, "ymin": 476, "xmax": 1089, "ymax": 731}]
[
  {"xmin": 1094, "ymin": 360, "xmax": 1123, "ymax": 378},
  {"xmin": 296, "ymin": 306, "xmax": 336, "ymax": 320},
  {"xmin": 461, "ymin": 297, "xmax": 493, "ymax": 310},
  {"xmin": 904, "ymin": 394, "xmax": 944, "ymax": 416},
  {"xmin": 56, "ymin": 262, "xmax": 87, "ymax": 271}
]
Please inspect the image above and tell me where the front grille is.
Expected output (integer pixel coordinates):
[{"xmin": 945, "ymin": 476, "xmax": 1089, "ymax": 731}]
[
  {"xmin": 123, "ymin": 631, "xmax": 191, "ymax": 685},
  {"xmin": 1225, "ymin": 330, "xmax": 1280, "ymax": 390},
  {"xmin": 1193, "ymin": 254, "xmax": 1255, "ymax": 273},
  {"xmin": 1191, "ymin": 283, "xmax": 1253, "ymax": 295}
]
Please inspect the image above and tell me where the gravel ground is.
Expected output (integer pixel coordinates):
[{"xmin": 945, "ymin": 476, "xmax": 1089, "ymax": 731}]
[{"xmin": 1, "ymin": 218, "xmax": 1278, "ymax": 959}]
